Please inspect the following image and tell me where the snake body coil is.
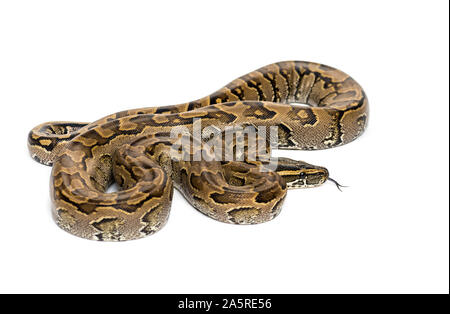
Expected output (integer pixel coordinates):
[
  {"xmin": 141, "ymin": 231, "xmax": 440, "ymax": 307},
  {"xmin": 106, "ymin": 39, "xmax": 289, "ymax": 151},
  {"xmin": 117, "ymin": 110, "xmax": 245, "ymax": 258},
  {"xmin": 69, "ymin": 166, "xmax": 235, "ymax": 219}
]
[{"xmin": 28, "ymin": 61, "xmax": 369, "ymax": 241}]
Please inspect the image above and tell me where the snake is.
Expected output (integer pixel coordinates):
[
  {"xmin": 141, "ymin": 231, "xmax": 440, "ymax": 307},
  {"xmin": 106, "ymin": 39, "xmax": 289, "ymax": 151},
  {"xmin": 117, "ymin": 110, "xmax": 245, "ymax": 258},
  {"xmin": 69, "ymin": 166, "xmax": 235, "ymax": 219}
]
[{"xmin": 28, "ymin": 61, "xmax": 369, "ymax": 241}]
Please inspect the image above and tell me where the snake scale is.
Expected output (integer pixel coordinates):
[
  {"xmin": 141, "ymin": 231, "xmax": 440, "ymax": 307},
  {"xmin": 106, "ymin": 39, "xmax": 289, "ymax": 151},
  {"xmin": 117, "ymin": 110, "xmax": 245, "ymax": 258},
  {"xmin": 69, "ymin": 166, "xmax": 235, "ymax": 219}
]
[{"xmin": 28, "ymin": 61, "xmax": 369, "ymax": 241}]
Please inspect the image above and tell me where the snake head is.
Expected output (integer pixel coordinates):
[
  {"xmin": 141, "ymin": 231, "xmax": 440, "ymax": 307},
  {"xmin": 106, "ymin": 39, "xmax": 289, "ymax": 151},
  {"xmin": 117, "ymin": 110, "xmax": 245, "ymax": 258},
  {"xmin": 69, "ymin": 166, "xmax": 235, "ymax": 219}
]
[{"xmin": 274, "ymin": 157, "xmax": 329, "ymax": 189}]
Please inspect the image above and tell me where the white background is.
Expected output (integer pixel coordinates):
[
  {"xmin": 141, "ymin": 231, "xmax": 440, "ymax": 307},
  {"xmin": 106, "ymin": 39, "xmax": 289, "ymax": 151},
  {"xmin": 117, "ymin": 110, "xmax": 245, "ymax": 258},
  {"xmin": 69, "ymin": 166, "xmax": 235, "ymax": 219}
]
[{"xmin": 0, "ymin": 0, "xmax": 448, "ymax": 294}]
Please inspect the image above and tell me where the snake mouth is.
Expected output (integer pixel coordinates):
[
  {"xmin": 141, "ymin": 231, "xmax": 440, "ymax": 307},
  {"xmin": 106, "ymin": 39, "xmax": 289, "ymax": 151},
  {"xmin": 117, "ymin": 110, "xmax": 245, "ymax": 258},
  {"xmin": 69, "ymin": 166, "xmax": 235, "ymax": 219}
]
[{"xmin": 284, "ymin": 169, "xmax": 329, "ymax": 189}]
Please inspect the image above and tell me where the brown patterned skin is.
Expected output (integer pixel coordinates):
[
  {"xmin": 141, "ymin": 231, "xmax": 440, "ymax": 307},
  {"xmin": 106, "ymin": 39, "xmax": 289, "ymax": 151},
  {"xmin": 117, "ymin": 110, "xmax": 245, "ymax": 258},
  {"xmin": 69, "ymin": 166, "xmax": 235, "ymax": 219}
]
[{"xmin": 28, "ymin": 61, "xmax": 369, "ymax": 241}]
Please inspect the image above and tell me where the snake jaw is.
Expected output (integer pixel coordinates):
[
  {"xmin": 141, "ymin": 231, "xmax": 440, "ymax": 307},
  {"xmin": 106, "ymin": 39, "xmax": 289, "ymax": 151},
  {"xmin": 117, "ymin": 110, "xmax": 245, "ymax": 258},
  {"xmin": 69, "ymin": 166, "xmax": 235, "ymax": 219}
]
[{"xmin": 274, "ymin": 157, "xmax": 329, "ymax": 189}]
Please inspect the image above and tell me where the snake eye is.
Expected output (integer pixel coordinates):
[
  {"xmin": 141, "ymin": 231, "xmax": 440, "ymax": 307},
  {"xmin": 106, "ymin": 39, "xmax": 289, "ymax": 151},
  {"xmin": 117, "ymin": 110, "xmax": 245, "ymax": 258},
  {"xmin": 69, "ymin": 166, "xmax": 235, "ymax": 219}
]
[{"xmin": 299, "ymin": 172, "xmax": 305, "ymax": 177}]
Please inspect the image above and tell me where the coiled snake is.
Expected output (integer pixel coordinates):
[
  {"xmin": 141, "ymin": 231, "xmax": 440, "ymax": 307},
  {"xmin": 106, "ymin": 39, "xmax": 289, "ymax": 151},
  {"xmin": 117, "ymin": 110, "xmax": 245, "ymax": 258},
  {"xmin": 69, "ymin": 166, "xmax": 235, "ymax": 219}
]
[{"xmin": 28, "ymin": 61, "xmax": 369, "ymax": 241}]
